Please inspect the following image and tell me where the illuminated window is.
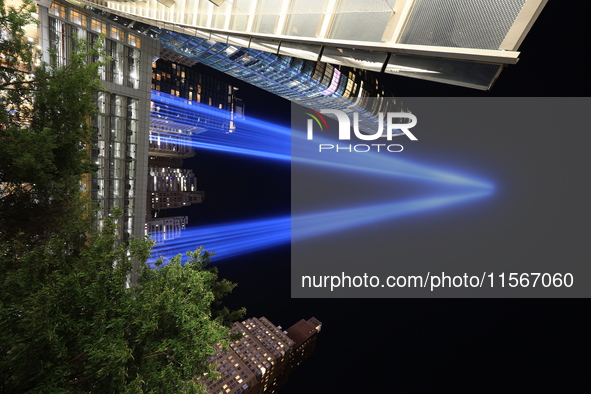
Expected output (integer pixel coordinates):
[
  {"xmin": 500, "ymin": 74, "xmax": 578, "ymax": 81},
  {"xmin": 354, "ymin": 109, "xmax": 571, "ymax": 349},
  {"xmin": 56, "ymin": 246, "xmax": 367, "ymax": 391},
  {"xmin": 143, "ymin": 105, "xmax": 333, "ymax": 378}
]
[
  {"xmin": 69, "ymin": 9, "xmax": 87, "ymax": 26},
  {"xmin": 49, "ymin": 3, "xmax": 66, "ymax": 19},
  {"xmin": 343, "ymin": 78, "xmax": 355, "ymax": 98},
  {"xmin": 128, "ymin": 33, "xmax": 141, "ymax": 48},
  {"xmin": 91, "ymin": 19, "xmax": 106, "ymax": 34},
  {"xmin": 110, "ymin": 27, "xmax": 124, "ymax": 41}
]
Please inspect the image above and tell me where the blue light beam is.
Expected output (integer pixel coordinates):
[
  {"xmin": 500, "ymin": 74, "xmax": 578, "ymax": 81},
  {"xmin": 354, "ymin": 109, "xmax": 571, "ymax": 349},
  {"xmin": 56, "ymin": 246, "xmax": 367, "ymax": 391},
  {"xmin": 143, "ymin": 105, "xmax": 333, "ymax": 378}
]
[
  {"xmin": 292, "ymin": 189, "xmax": 492, "ymax": 241},
  {"xmin": 291, "ymin": 131, "xmax": 494, "ymax": 189},
  {"xmin": 149, "ymin": 91, "xmax": 496, "ymax": 264},
  {"xmin": 150, "ymin": 216, "xmax": 290, "ymax": 263},
  {"xmin": 150, "ymin": 190, "xmax": 491, "ymax": 263},
  {"xmin": 150, "ymin": 91, "xmax": 492, "ymax": 189},
  {"xmin": 151, "ymin": 91, "xmax": 291, "ymax": 160}
]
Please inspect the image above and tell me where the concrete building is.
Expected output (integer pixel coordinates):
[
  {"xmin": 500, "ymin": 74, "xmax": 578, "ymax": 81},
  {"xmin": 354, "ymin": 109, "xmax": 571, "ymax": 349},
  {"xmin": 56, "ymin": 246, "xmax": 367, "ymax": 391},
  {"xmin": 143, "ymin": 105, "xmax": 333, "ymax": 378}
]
[{"xmin": 203, "ymin": 316, "xmax": 321, "ymax": 394}]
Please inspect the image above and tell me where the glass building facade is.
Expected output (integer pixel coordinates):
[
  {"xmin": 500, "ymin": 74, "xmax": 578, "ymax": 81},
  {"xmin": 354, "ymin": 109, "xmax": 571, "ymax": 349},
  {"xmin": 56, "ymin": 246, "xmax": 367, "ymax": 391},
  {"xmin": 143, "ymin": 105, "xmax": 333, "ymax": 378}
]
[
  {"xmin": 145, "ymin": 215, "xmax": 188, "ymax": 243},
  {"xmin": 38, "ymin": 1, "xmax": 159, "ymax": 246},
  {"xmin": 149, "ymin": 58, "xmax": 243, "ymax": 159},
  {"xmin": 147, "ymin": 166, "xmax": 204, "ymax": 213},
  {"xmin": 147, "ymin": 28, "xmax": 406, "ymax": 134},
  {"xmin": 74, "ymin": 0, "xmax": 548, "ymax": 90},
  {"xmin": 75, "ymin": 3, "xmax": 411, "ymax": 134}
]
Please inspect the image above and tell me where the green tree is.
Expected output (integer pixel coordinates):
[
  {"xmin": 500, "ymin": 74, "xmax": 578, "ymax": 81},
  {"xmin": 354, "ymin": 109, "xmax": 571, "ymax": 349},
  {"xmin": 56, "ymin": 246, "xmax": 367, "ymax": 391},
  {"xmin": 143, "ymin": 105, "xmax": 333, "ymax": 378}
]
[
  {"xmin": 1, "ymin": 210, "xmax": 243, "ymax": 393},
  {"xmin": 1, "ymin": 0, "xmax": 100, "ymax": 245},
  {"xmin": 0, "ymin": 1, "xmax": 244, "ymax": 392}
]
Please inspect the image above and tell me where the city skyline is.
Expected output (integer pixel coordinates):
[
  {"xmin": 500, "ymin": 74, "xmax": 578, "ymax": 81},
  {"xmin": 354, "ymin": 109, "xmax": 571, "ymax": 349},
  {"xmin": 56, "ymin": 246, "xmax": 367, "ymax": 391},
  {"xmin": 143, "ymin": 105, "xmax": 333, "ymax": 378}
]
[
  {"xmin": 3, "ymin": 0, "xmax": 588, "ymax": 393},
  {"xmin": 166, "ymin": 4, "xmax": 588, "ymax": 392}
]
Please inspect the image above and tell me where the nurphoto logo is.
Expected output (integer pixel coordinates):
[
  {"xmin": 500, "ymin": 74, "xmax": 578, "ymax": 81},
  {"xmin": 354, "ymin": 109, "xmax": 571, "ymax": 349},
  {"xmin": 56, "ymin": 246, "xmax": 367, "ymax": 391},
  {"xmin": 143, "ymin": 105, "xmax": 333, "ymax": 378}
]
[{"xmin": 306, "ymin": 109, "xmax": 418, "ymax": 153}]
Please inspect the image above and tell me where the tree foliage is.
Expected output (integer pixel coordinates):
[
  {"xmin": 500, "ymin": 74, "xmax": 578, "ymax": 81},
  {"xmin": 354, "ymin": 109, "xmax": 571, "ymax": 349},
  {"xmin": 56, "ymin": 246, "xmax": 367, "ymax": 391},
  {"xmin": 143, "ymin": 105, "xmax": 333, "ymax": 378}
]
[
  {"xmin": 0, "ymin": 2, "xmax": 244, "ymax": 392},
  {"xmin": 1, "ymin": 211, "xmax": 243, "ymax": 393},
  {"xmin": 1, "ymin": 0, "xmax": 101, "ymax": 245}
]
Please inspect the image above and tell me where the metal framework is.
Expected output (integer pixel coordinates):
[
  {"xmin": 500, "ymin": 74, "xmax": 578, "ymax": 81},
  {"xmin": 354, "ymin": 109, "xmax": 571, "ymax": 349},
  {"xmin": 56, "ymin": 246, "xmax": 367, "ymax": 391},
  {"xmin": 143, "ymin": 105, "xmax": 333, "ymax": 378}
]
[{"xmin": 75, "ymin": 0, "xmax": 548, "ymax": 89}]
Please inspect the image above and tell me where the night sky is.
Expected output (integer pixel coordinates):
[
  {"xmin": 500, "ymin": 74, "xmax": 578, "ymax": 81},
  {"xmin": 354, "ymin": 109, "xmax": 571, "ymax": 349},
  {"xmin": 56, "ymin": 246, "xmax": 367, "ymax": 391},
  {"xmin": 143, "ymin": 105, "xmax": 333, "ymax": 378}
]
[{"xmin": 169, "ymin": 2, "xmax": 589, "ymax": 392}]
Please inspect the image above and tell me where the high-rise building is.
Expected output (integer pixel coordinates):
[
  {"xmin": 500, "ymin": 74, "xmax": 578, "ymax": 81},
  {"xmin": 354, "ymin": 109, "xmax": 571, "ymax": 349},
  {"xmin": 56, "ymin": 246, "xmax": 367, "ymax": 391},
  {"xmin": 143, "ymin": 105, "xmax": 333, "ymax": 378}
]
[
  {"xmin": 146, "ymin": 58, "xmax": 247, "ymax": 244},
  {"xmin": 152, "ymin": 58, "xmax": 239, "ymax": 114},
  {"xmin": 203, "ymin": 316, "xmax": 322, "ymax": 394},
  {"xmin": 35, "ymin": 0, "xmax": 159, "ymax": 245},
  {"xmin": 285, "ymin": 317, "xmax": 322, "ymax": 370},
  {"xmin": 146, "ymin": 29, "xmax": 405, "ymax": 134},
  {"xmin": 147, "ymin": 166, "xmax": 204, "ymax": 214},
  {"xmin": 145, "ymin": 215, "xmax": 188, "ymax": 243},
  {"xmin": 151, "ymin": 31, "xmax": 402, "ymax": 124},
  {"xmin": 148, "ymin": 58, "xmax": 245, "ymax": 168},
  {"xmin": 74, "ymin": 3, "xmax": 408, "ymax": 135},
  {"xmin": 76, "ymin": 0, "xmax": 548, "ymax": 90}
]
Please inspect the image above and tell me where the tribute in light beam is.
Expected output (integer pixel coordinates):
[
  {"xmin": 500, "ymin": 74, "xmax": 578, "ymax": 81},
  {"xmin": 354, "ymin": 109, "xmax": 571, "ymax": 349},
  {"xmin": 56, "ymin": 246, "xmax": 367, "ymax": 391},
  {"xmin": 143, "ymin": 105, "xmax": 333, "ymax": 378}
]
[
  {"xmin": 150, "ymin": 216, "xmax": 290, "ymax": 264},
  {"xmin": 150, "ymin": 90, "xmax": 291, "ymax": 159},
  {"xmin": 148, "ymin": 91, "xmax": 496, "ymax": 264},
  {"xmin": 150, "ymin": 190, "xmax": 491, "ymax": 263},
  {"xmin": 150, "ymin": 91, "xmax": 491, "ymax": 189}
]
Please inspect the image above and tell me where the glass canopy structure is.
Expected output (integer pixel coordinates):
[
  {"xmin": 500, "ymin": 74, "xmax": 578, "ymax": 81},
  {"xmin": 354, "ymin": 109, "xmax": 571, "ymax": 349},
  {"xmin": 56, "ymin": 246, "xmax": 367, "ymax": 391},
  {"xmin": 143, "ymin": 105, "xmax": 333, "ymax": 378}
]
[{"xmin": 77, "ymin": 0, "xmax": 547, "ymax": 89}]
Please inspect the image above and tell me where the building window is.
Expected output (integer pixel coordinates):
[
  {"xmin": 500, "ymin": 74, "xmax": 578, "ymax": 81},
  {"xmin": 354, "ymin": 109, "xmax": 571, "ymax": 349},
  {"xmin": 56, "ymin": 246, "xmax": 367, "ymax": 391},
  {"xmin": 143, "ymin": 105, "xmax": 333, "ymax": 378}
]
[
  {"xmin": 127, "ymin": 47, "xmax": 140, "ymax": 89},
  {"xmin": 127, "ymin": 33, "xmax": 141, "ymax": 48},
  {"xmin": 69, "ymin": 9, "xmax": 87, "ymax": 26},
  {"xmin": 110, "ymin": 27, "xmax": 124, "ymax": 41},
  {"xmin": 91, "ymin": 18, "xmax": 106, "ymax": 34},
  {"xmin": 106, "ymin": 39, "xmax": 124, "ymax": 85},
  {"xmin": 49, "ymin": 2, "xmax": 66, "ymax": 19},
  {"xmin": 48, "ymin": 17, "xmax": 74, "ymax": 66}
]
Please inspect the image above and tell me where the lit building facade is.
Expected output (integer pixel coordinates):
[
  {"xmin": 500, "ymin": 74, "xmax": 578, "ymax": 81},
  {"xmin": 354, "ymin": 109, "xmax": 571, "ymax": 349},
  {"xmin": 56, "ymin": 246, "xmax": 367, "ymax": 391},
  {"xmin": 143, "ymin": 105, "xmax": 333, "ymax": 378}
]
[
  {"xmin": 145, "ymin": 29, "xmax": 404, "ymax": 134},
  {"xmin": 75, "ymin": 2, "xmax": 408, "ymax": 134},
  {"xmin": 148, "ymin": 58, "xmax": 245, "ymax": 161},
  {"xmin": 76, "ymin": 0, "xmax": 548, "ymax": 90},
  {"xmin": 203, "ymin": 316, "xmax": 321, "ymax": 394},
  {"xmin": 152, "ymin": 58, "xmax": 239, "ymax": 114},
  {"xmin": 284, "ymin": 317, "xmax": 322, "ymax": 372},
  {"xmin": 36, "ymin": 0, "xmax": 159, "ymax": 244},
  {"xmin": 148, "ymin": 166, "xmax": 204, "ymax": 214},
  {"xmin": 145, "ymin": 215, "xmax": 188, "ymax": 243}
]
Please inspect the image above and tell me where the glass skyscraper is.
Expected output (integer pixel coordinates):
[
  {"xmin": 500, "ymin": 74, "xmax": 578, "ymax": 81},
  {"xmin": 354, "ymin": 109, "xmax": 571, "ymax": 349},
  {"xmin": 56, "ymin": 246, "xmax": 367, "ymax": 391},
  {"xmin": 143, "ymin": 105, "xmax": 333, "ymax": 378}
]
[
  {"xmin": 75, "ymin": 0, "xmax": 548, "ymax": 90},
  {"xmin": 147, "ymin": 27, "xmax": 406, "ymax": 133}
]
